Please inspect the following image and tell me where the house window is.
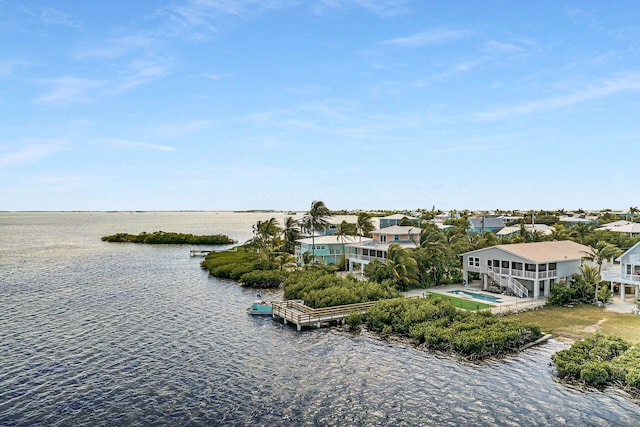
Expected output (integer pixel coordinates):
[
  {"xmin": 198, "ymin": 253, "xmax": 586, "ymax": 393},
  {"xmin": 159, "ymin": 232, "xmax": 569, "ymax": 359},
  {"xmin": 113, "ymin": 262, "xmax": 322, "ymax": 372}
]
[
  {"xmin": 394, "ymin": 235, "xmax": 400, "ymax": 241},
  {"xmin": 475, "ymin": 258, "xmax": 480, "ymax": 266},
  {"xmin": 501, "ymin": 261, "xmax": 509, "ymax": 269},
  {"xmin": 549, "ymin": 263, "xmax": 557, "ymax": 271},
  {"xmin": 539, "ymin": 264, "xmax": 547, "ymax": 272},
  {"xmin": 525, "ymin": 263, "xmax": 536, "ymax": 272},
  {"xmin": 469, "ymin": 258, "xmax": 474, "ymax": 266},
  {"xmin": 380, "ymin": 235, "xmax": 387, "ymax": 243},
  {"xmin": 627, "ymin": 265, "xmax": 632, "ymax": 275},
  {"xmin": 512, "ymin": 262, "xmax": 523, "ymax": 270},
  {"xmin": 469, "ymin": 257, "xmax": 480, "ymax": 267},
  {"xmin": 377, "ymin": 251, "xmax": 384, "ymax": 258},
  {"xmin": 493, "ymin": 260, "xmax": 500, "ymax": 268}
]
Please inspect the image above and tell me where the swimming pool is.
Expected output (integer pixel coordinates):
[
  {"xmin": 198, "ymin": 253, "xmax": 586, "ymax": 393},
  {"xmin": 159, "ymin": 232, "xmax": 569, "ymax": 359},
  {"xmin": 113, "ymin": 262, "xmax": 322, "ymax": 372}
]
[{"xmin": 448, "ymin": 290, "xmax": 501, "ymax": 303}]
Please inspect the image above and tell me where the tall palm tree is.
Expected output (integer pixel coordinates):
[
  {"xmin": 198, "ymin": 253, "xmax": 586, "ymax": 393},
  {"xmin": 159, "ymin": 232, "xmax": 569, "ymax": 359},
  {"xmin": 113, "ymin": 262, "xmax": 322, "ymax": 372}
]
[
  {"xmin": 355, "ymin": 212, "xmax": 375, "ymax": 241},
  {"xmin": 582, "ymin": 241, "xmax": 622, "ymax": 303},
  {"xmin": 335, "ymin": 220, "xmax": 357, "ymax": 265},
  {"xmin": 305, "ymin": 200, "xmax": 330, "ymax": 261},
  {"xmin": 282, "ymin": 216, "xmax": 301, "ymax": 254}
]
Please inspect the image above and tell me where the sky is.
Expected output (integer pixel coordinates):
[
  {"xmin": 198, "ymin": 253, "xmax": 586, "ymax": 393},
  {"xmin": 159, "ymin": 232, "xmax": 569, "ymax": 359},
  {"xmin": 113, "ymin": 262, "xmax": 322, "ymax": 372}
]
[{"xmin": 1, "ymin": 0, "xmax": 640, "ymax": 212}]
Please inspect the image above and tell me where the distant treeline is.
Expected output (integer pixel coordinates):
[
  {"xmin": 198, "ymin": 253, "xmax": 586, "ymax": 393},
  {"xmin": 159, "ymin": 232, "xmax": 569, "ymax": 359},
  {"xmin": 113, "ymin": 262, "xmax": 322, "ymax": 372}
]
[{"xmin": 102, "ymin": 231, "xmax": 235, "ymax": 245}]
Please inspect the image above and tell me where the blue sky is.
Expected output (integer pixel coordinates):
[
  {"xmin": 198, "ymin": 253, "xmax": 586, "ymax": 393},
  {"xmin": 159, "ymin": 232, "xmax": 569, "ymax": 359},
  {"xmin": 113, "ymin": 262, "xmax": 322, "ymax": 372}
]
[{"xmin": 2, "ymin": 0, "xmax": 639, "ymax": 211}]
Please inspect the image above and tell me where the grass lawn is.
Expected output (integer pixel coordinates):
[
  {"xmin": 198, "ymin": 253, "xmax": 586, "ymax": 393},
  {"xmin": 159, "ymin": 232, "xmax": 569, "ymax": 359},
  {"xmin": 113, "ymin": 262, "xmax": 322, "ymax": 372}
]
[
  {"xmin": 426, "ymin": 292, "xmax": 494, "ymax": 311},
  {"xmin": 506, "ymin": 304, "xmax": 640, "ymax": 343}
]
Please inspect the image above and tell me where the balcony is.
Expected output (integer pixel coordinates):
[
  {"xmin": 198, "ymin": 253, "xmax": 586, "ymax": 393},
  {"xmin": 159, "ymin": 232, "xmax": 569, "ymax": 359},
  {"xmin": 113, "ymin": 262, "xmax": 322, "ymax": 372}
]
[
  {"xmin": 468, "ymin": 266, "xmax": 558, "ymax": 280},
  {"xmin": 601, "ymin": 269, "xmax": 640, "ymax": 284}
]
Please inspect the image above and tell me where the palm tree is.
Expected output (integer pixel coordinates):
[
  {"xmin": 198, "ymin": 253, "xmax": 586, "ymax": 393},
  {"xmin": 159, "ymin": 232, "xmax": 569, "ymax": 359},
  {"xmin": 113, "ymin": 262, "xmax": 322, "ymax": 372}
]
[
  {"xmin": 630, "ymin": 206, "xmax": 639, "ymax": 221},
  {"xmin": 582, "ymin": 241, "xmax": 622, "ymax": 303},
  {"xmin": 355, "ymin": 212, "xmax": 375, "ymax": 241},
  {"xmin": 305, "ymin": 200, "xmax": 330, "ymax": 261},
  {"xmin": 281, "ymin": 216, "xmax": 301, "ymax": 254},
  {"xmin": 250, "ymin": 218, "xmax": 282, "ymax": 262},
  {"xmin": 385, "ymin": 243, "xmax": 419, "ymax": 291},
  {"xmin": 335, "ymin": 220, "xmax": 357, "ymax": 265}
]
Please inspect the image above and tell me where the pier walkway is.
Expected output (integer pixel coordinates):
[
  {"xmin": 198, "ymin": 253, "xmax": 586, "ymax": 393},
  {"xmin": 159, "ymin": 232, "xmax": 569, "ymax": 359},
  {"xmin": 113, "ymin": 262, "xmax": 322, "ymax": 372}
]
[{"xmin": 271, "ymin": 300, "xmax": 376, "ymax": 331}]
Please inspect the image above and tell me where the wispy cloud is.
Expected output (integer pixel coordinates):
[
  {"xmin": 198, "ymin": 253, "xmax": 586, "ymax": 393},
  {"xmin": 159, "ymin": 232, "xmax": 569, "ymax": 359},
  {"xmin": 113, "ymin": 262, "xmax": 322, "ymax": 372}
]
[
  {"xmin": 431, "ymin": 144, "xmax": 496, "ymax": 154},
  {"xmin": 0, "ymin": 141, "xmax": 67, "ymax": 166},
  {"xmin": 21, "ymin": 5, "xmax": 83, "ymax": 28},
  {"xmin": 156, "ymin": 0, "xmax": 291, "ymax": 37},
  {"xmin": 473, "ymin": 72, "xmax": 640, "ymax": 121},
  {"xmin": 313, "ymin": 0, "xmax": 408, "ymax": 16},
  {"xmin": 200, "ymin": 72, "xmax": 233, "ymax": 80},
  {"xmin": 0, "ymin": 59, "xmax": 28, "ymax": 77},
  {"xmin": 102, "ymin": 138, "xmax": 176, "ymax": 152},
  {"xmin": 33, "ymin": 77, "xmax": 105, "ymax": 105},
  {"xmin": 153, "ymin": 120, "xmax": 214, "ymax": 138},
  {"xmin": 383, "ymin": 28, "xmax": 471, "ymax": 47},
  {"xmin": 110, "ymin": 58, "xmax": 171, "ymax": 93},
  {"xmin": 75, "ymin": 36, "xmax": 156, "ymax": 60}
]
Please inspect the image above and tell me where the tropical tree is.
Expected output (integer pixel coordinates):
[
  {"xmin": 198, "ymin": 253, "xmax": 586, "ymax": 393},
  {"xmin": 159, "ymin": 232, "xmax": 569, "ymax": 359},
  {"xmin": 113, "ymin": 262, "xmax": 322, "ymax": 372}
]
[
  {"xmin": 355, "ymin": 212, "xmax": 375, "ymax": 240},
  {"xmin": 630, "ymin": 206, "xmax": 639, "ymax": 221},
  {"xmin": 281, "ymin": 216, "xmax": 301, "ymax": 254},
  {"xmin": 385, "ymin": 243, "xmax": 419, "ymax": 291},
  {"xmin": 569, "ymin": 222, "xmax": 594, "ymax": 244},
  {"xmin": 583, "ymin": 241, "xmax": 622, "ymax": 303},
  {"xmin": 304, "ymin": 200, "xmax": 331, "ymax": 261},
  {"xmin": 250, "ymin": 218, "xmax": 282, "ymax": 262}
]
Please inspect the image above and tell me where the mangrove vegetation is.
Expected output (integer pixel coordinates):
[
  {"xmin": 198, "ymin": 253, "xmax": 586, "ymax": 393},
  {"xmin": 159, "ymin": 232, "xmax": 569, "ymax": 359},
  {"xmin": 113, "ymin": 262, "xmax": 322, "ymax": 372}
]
[{"xmin": 102, "ymin": 231, "xmax": 235, "ymax": 245}]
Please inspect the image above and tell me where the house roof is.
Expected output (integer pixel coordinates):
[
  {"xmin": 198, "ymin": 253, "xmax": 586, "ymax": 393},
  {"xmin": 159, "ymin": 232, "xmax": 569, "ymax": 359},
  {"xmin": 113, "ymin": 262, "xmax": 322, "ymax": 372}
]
[
  {"xmin": 598, "ymin": 221, "xmax": 640, "ymax": 234},
  {"xmin": 469, "ymin": 217, "xmax": 505, "ymax": 229},
  {"xmin": 296, "ymin": 235, "xmax": 372, "ymax": 245},
  {"xmin": 374, "ymin": 225, "xmax": 420, "ymax": 234},
  {"xmin": 462, "ymin": 240, "xmax": 592, "ymax": 263},
  {"xmin": 381, "ymin": 213, "xmax": 417, "ymax": 220},
  {"xmin": 496, "ymin": 224, "xmax": 554, "ymax": 237}
]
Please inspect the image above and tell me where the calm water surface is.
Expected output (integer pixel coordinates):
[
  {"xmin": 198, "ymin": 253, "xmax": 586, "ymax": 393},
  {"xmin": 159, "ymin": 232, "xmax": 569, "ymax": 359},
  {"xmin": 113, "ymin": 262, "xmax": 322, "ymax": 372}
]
[{"xmin": 1, "ymin": 212, "xmax": 640, "ymax": 426}]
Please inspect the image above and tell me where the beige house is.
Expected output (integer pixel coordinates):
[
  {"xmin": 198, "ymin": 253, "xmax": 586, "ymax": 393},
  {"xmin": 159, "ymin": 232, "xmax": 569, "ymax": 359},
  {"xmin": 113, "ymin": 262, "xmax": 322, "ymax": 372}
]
[{"xmin": 461, "ymin": 240, "xmax": 592, "ymax": 299}]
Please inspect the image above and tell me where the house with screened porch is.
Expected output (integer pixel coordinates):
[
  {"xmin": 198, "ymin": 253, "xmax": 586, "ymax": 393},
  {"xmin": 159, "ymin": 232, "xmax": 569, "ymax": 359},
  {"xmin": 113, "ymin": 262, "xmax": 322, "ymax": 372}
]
[
  {"xmin": 601, "ymin": 241, "xmax": 640, "ymax": 301},
  {"xmin": 461, "ymin": 240, "xmax": 592, "ymax": 299}
]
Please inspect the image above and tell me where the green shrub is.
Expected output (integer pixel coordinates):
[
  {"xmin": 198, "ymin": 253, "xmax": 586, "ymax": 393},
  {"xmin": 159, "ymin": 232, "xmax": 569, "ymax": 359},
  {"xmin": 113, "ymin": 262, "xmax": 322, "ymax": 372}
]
[
  {"xmin": 240, "ymin": 270, "xmax": 287, "ymax": 288},
  {"xmin": 580, "ymin": 362, "xmax": 611, "ymax": 386}
]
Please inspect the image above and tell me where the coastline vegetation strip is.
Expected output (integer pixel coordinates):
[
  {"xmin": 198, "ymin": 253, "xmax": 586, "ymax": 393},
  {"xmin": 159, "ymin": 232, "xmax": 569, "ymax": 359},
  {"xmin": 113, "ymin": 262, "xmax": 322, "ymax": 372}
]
[
  {"xmin": 361, "ymin": 296, "xmax": 542, "ymax": 360},
  {"xmin": 425, "ymin": 292, "xmax": 493, "ymax": 311},
  {"xmin": 102, "ymin": 231, "xmax": 235, "ymax": 245},
  {"xmin": 552, "ymin": 333, "xmax": 640, "ymax": 393}
]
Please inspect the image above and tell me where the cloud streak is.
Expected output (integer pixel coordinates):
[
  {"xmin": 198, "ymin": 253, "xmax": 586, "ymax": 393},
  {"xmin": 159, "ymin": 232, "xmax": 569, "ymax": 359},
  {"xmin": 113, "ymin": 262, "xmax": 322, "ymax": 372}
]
[
  {"xmin": 102, "ymin": 138, "xmax": 176, "ymax": 152},
  {"xmin": 473, "ymin": 72, "xmax": 640, "ymax": 121},
  {"xmin": 0, "ymin": 141, "xmax": 67, "ymax": 166},
  {"xmin": 383, "ymin": 28, "xmax": 471, "ymax": 47}
]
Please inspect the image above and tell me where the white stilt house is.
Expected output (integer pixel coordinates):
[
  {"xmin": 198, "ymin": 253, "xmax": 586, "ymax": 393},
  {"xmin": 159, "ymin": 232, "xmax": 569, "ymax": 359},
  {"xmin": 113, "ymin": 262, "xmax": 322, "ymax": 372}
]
[
  {"xmin": 601, "ymin": 241, "xmax": 640, "ymax": 301},
  {"xmin": 461, "ymin": 240, "xmax": 592, "ymax": 299}
]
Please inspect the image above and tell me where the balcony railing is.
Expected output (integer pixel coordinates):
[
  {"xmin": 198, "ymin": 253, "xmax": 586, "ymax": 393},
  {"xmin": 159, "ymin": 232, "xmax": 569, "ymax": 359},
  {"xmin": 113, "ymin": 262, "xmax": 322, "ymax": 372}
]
[
  {"xmin": 346, "ymin": 253, "xmax": 387, "ymax": 263},
  {"xmin": 467, "ymin": 265, "xmax": 557, "ymax": 280},
  {"xmin": 601, "ymin": 270, "xmax": 640, "ymax": 284}
]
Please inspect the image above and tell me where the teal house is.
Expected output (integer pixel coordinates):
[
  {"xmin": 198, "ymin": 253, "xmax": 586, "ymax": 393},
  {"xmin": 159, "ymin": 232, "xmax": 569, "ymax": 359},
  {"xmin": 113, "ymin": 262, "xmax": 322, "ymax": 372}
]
[{"xmin": 295, "ymin": 235, "xmax": 372, "ymax": 266}]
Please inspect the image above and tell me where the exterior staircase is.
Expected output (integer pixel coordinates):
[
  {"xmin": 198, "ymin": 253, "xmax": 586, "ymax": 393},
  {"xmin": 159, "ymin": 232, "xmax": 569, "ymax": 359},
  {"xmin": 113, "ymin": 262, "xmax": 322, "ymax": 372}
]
[{"xmin": 486, "ymin": 268, "xmax": 529, "ymax": 298}]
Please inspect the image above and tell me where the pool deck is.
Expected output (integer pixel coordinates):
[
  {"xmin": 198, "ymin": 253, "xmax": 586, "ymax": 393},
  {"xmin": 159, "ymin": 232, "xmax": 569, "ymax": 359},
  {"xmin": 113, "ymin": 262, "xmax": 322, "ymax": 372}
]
[{"xmin": 404, "ymin": 283, "xmax": 547, "ymax": 314}]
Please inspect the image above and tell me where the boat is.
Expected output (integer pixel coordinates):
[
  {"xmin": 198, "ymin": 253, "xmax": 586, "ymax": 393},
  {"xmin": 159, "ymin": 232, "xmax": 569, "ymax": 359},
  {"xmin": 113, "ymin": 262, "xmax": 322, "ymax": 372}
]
[{"xmin": 247, "ymin": 300, "xmax": 272, "ymax": 315}]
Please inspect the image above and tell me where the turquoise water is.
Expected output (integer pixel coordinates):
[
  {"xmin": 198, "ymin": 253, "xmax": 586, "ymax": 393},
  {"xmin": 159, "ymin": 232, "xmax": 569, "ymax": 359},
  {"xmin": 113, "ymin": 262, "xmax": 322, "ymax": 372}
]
[
  {"xmin": 449, "ymin": 289, "xmax": 502, "ymax": 303},
  {"xmin": 2, "ymin": 212, "xmax": 640, "ymax": 426}
]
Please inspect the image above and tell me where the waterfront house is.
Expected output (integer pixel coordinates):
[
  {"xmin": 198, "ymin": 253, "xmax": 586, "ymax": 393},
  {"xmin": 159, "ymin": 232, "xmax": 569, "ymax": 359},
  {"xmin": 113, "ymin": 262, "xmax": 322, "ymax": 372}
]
[
  {"xmin": 468, "ymin": 217, "xmax": 505, "ymax": 234},
  {"xmin": 295, "ymin": 235, "xmax": 372, "ymax": 266},
  {"xmin": 461, "ymin": 240, "xmax": 592, "ymax": 299},
  {"xmin": 345, "ymin": 225, "xmax": 420, "ymax": 273},
  {"xmin": 601, "ymin": 241, "xmax": 640, "ymax": 301},
  {"xmin": 379, "ymin": 214, "xmax": 419, "ymax": 229}
]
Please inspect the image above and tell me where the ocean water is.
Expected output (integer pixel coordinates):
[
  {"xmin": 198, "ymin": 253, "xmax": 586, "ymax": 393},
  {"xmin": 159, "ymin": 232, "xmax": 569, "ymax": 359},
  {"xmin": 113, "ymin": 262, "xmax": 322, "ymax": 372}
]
[{"xmin": 1, "ymin": 211, "xmax": 639, "ymax": 426}]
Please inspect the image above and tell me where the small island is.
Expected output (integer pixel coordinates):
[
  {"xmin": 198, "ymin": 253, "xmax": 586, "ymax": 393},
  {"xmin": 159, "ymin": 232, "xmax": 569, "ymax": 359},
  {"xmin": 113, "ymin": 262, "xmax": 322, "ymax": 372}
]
[{"xmin": 101, "ymin": 231, "xmax": 235, "ymax": 245}]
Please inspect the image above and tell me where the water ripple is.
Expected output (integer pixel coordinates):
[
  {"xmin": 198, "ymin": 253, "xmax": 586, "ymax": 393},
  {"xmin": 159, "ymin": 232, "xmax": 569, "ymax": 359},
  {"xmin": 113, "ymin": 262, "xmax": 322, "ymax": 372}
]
[{"xmin": 2, "ymin": 212, "xmax": 640, "ymax": 426}]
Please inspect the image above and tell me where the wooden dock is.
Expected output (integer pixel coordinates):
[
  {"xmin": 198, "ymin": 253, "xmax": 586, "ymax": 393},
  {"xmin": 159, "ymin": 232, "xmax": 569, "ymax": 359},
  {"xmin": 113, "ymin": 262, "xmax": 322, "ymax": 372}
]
[{"xmin": 271, "ymin": 300, "xmax": 377, "ymax": 331}]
